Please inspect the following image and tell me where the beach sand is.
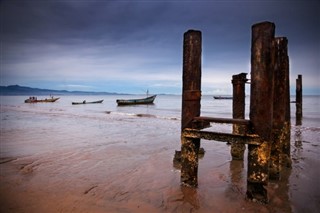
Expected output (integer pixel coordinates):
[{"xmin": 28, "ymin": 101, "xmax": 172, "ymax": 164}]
[{"xmin": 0, "ymin": 111, "xmax": 319, "ymax": 213}]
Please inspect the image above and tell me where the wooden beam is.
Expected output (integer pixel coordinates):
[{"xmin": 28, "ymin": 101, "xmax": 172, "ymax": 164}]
[
  {"xmin": 182, "ymin": 128, "xmax": 261, "ymax": 145},
  {"xmin": 193, "ymin": 116, "xmax": 251, "ymax": 125}
]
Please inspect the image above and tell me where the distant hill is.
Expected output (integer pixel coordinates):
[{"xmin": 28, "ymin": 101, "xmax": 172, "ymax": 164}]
[{"xmin": 0, "ymin": 85, "xmax": 119, "ymax": 96}]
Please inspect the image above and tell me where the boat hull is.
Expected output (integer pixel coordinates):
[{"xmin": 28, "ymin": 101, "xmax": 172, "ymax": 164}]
[
  {"xmin": 24, "ymin": 97, "xmax": 60, "ymax": 103},
  {"xmin": 116, "ymin": 95, "xmax": 156, "ymax": 106},
  {"xmin": 213, "ymin": 96, "xmax": 233, "ymax": 100},
  {"xmin": 72, "ymin": 100, "xmax": 104, "ymax": 105}
]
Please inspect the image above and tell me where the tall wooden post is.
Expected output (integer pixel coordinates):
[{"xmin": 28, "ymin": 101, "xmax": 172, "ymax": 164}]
[
  {"xmin": 247, "ymin": 21, "xmax": 275, "ymax": 203},
  {"xmin": 296, "ymin": 75, "xmax": 302, "ymax": 125},
  {"xmin": 181, "ymin": 30, "xmax": 202, "ymax": 187},
  {"xmin": 231, "ymin": 73, "xmax": 247, "ymax": 160},
  {"xmin": 270, "ymin": 37, "xmax": 291, "ymax": 180}
]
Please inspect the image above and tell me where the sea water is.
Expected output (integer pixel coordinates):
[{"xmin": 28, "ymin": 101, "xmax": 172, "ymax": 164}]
[
  {"xmin": 0, "ymin": 95, "xmax": 319, "ymax": 212},
  {"xmin": 0, "ymin": 94, "xmax": 319, "ymax": 168}
]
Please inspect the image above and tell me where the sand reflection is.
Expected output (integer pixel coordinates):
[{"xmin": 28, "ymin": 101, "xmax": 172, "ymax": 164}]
[
  {"xmin": 181, "ymin": 186, "xmax": 200, "ymax": 210},
  {"xmin": 225, "ymin": 160, "xmax": 245, "ymax": 201}
]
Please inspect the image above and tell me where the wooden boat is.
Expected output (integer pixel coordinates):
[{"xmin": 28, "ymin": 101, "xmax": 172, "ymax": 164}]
[
  {"xmin": 72, "ymin": 100, "xmax": 104, "ymax": 105},
  {"xmin": 213, "ymin": 96, "xmax": 233, "ymax": 100},
  {"xmin": 24, "ymin": 97, "xmax": 60, "ymax": 103},
  {"xmin": 116, "ymin": 95, "xmax": 157, "ymax": 106}
]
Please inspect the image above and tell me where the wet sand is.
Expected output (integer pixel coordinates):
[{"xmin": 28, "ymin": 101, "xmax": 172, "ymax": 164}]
[{"xmin": 1, "ymin": 108, "xmax": 320, "ymax": 212}]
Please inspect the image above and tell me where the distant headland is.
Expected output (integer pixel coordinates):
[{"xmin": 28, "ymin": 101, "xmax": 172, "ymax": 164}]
[{"xmin": 0, "ymin": 85, "xmax": 121, "ymax": 96}]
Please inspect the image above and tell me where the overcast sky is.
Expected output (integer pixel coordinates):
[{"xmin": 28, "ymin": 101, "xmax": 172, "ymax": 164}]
[{"xmin": 1, "ymin": 0, "xmax": 319, "ymax": 94}]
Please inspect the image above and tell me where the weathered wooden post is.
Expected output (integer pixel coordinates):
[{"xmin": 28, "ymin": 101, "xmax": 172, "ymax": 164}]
[
  {"xmin": 296, "ymin": 75, "xmax": 302, "ymax": 125},
  {"xmin": 231, "ymin": 73, "xmax": 248, "ymax": 160},
  {"xmin": 247, "ymin": 21, "xmax": 275, "ymax": 203},
  {"xmin": 181, "ymin": 30, "xmax": 202, "ymax": 187},
  {"xmin": 270, "ymin": 37, "xmax": 291, "ymax": 180}
]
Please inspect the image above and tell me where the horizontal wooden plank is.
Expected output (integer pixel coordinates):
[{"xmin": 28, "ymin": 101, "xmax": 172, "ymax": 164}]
[
  {"xmin": 193, "ymin": 116, "xmax": 251, "ymax": 125},
  {"xmin": 182, "ymin": 128, "xmax": 262, "ymax": 145}
]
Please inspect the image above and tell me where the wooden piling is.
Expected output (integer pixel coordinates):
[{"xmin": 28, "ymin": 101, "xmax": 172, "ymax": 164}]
[
  {"xmin": 231, "ymin": 73, "xmax": 248, "ymax": 160},
  {"xmin": 296, "ymin": 75, "xmax": 302, "ymax": 125},
  {"xmin": 181, "ymin": 30, "xmax": 202, "ymax": 187},
  {"xmin": 247, "ymin": 21, "xmax": 275, "ymax": 203},
  {"xmin": 270, "ymin": 37, "xmax": 291, "ymax": 180},
  {"xmin": 179, "ymin": 22, "xmax": 291, "ymax": 202}
]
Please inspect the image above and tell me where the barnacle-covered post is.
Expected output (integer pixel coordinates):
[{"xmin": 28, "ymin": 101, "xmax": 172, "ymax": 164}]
[
  {"xmin": 270, "ymin": 37, "xmax": 291, "ymax": 180},
  {"xmin": 296, "ymin": 75, "xmax": 302, "ymax": 125},
  {"xmin": 247, "ymin": 21, "xmax": 275, "ymax": 203},
  {"xmin": 180, "ymin": 30, "xmax": 202, "ymax": 187},
  {"xmin": 231, "ymin": 73, "xmax": 248, "ymax": 160}
]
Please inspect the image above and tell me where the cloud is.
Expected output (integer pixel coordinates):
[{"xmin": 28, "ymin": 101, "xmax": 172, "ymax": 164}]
[
  {"xmin": 60, "ymin": 84, "xmax": 96, "ymax": 91},
  {"xmin": 1, "ymin": 1, "xmax": 319, "ymax": 94}
]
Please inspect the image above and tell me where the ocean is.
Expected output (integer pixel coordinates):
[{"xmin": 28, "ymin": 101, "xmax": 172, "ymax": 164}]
[{"xmin": 0, "ymin": 95, "xmax": 319, "ymax": 212}]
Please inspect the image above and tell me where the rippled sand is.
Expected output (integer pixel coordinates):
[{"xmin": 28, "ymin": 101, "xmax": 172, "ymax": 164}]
[{"xmin": 1, "ymin": 106, "xmax": 319, "ymax": 212}]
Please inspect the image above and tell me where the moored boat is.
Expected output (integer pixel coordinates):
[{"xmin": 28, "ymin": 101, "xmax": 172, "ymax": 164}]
[
  {"xmin": 72, "ymin": 100, "xmax": 104, "ymax": 105},
  {"xmin": 116, "ymin": 95, "xmax": 157, "ymax": 106},
  {"xmin": 213, "ymin": 96, "xmax": 233, "ymax": 100},
  {"xmin": 24, "ymin": 97, "xmax": 60, "ymax": 103}
]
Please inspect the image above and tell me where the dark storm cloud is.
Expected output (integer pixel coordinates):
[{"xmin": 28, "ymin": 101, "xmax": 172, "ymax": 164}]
[
  {"xmin": 1, "ymin": 0, "xmax": 319, "ymax": 94},
  {"xmin": 2, "ymin": 1, "xmax": 173, "ymax": 43}
]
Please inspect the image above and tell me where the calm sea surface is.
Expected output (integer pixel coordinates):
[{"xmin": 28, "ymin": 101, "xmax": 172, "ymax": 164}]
[
  {"xmin": 0, "ymin": 95, "xmax": 320, "ymax": 212},
  {"xmin": 0, "ymin": 95, "xmax": 319, "ymax": 157},
  {"xmin": 0, "ymin": 95, "xmax": 319, "ymax": 212}
]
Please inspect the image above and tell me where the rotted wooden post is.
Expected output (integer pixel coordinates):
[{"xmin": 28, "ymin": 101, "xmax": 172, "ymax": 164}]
[
  {"xmin": 231, "ymin": 73, "xmax": 248, "ymax": 160},
  {"xmin": 247, "ymin": 21, "xmax": 275, "ymax": 203},
  {"xmin": 181, "ymin": 30, "xmax": 202, "ymax": 187},
  {"xmin": 270, "ymin": 37, "xmax": 291, "ymax": 180},
  {"xmin": 296, "ymin": 75, "xmax": 302, "ymax": 125}
]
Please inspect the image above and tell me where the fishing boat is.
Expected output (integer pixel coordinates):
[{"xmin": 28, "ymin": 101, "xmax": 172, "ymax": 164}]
[
  {"xmin": 116, "ymin": 95, "xmax": 157, "ymax": 106},
  {"xmin": 72, "ymin": 100, "xmax": 103, "ymax": 105},
  {"xmin": 24, "ymin": 96, "xmax": 60, "ymax": 103},
  {"xmin": 213, "ymin": 96, "xmax": 233, "ymax": 100}
]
